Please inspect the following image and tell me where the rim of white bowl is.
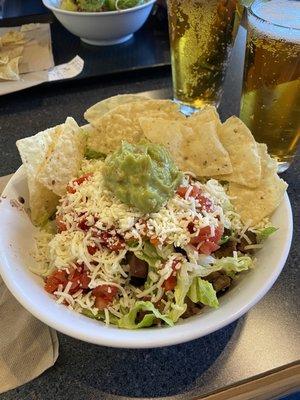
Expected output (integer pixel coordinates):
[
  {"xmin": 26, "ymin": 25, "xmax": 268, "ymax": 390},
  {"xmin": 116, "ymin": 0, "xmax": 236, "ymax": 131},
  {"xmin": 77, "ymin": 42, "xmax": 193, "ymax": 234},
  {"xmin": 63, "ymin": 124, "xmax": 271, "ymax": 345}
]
[
  {"xmin": 0, "ymin": 167, "xmax": 294, "ymax": 348},
  {"xmin": 42, "ymin": 0, "xmax": 156, "ymax": 16}
]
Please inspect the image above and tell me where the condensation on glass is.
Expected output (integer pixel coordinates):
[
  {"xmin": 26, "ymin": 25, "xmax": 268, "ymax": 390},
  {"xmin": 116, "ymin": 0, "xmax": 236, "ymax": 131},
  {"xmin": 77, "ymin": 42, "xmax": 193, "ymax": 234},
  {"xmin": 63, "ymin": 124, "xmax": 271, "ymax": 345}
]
[{"xmin": 240, "ymin": 0, "xmax": 300, "ymax": 172}]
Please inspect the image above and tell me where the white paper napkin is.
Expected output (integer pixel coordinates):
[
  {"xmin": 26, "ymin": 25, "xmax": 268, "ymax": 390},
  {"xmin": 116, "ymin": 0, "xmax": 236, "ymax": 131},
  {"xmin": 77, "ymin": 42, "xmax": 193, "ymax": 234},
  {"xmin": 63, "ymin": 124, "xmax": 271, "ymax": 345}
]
[
  {"xmin": 0, "ymin": 23, "xmax": 84, "ymax": 96},
  {"xmin": 0, "ymin": 277, "xmax": 59, "ymax": 394},
  {"xmin": 0, "ymin": 175, "xmax": 59, "ymax": 394}
]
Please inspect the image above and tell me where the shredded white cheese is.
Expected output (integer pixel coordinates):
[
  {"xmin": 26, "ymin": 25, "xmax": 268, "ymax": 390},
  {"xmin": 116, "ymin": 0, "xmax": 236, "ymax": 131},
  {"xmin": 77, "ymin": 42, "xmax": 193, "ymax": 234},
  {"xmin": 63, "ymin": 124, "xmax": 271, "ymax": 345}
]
[{"xmin": 34, "ymin": 165, "xmax": 248, "ymax": 323}]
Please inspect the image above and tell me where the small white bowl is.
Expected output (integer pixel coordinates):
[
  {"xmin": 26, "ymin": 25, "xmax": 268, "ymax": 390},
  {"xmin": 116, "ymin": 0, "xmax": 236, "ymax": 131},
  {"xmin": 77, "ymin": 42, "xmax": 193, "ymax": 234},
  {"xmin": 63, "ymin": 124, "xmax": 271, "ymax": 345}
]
[
  {"xmin": 42, "ymin": 0, "xmax": 156, "ymax": 46},
  {"xmin": 0, "ymin": 166, "xmax": 293, "ymax": 348}
]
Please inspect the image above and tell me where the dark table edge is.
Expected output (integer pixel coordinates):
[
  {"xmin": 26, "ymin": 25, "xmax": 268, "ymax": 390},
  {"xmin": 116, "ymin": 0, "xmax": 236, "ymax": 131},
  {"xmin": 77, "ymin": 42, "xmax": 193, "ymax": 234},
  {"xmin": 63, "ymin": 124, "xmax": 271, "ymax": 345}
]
[{"xmin": 195, "ymin": 361, "xmax": 300, "ymax": 400}]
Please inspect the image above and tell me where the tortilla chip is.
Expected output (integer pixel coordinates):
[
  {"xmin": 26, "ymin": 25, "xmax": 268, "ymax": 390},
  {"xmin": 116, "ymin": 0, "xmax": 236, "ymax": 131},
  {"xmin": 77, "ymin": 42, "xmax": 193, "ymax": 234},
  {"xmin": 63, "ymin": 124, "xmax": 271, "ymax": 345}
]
[
  {"xmin": 20, "ymin": 23, "xmax": 41, "ymax": 32},
  {"xmin": 184, "ymin": 121, "xmax": 233, "ymax": 176},
  {"xmin": 0, "ymin": 55, "xmax": 9, "ymax": 65},
  {"xmin": 16, "ymin": 127, "xmax": 60, "ymax": 226},
  {"xmin": 84, "ymin": 94, "xmax": 151, "ymax": 123},
  {"xmin": 86, "ymin": 100, "xmax": 185, "ymax": 154},
  {"xmin": 139, "ymin": 117, "xmax": 232, "ymax": 176},
  {"xmin": 0, "ymin": 56, "xmax": 21, "ymax": 81},
  {"xmin": 37, "ymin": 117, "xmax": 86, "ymax": 196},
  {"xmin": 81, "ymin": 123, "xmax": 98, "ymax": 135},
  {"xmin": 0, "ymin": 44, "xmax": 24, "ymax": 60},
  {"xmin": 228, "ymin": 144, "xmax": 288, "ymax": 225},
  {"xmin": 188, "ymin": 105, "xmax": 221, "ymax": 128},
  {"xmin": 213, "ymin": 116, "xmax": 261, "ymax": 188},
  {"xmin": 0, "ymin": 31, "xmax": 26, "ymax": 46},
  {"xmin": 139, "ymin": 117, "xmax": 192, "ymax": 169}
]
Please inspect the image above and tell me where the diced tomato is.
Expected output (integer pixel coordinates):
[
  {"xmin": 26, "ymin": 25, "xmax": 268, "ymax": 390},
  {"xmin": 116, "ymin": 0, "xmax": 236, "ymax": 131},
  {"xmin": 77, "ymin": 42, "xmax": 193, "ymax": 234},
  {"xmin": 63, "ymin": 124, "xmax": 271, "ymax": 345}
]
[
  {"xmin": 75, "ymin": 173, "xmax": 93, "ymax": 185},
  {"xmin": 69, "ymin": 279, "xmax": 80, "ymax": 293},
  {"xmin": 55, "ymin": 215, "xmax": 67, "ymax": 233},
  {"xmin": 198, "ymin": 241, "xmax": 220, "ymax": 255},
  {"xmin": 44, "ymin": 266, "xmax": 90, "ymax": 295},
  {"xmin": 68, "ymin": 271, "xmax": 91, "ymax": 293},
  {"xmin": 77, "ymin": 214, "xmax": 99, "ymax": 231},
  {"xmin": 214, "ymin": 225, "xmax": 224, "ymax": 242},
  {"xmin": 67, "ymin": 173, "xmax": 92, "ymax": 194},
  {"xmin": 78, "ymin": 216, "xmax": 89, "ymax": 231},
  {"xmin": 190, "ymin": 185, "xmax": 201, "ymax": 198},
  {"xmin": 164, "ymin": 275, "xmax": 177, "ymax": 291},
  {"xmin": 45, "ymin": 276, "xmax": 61, "ymax": 294},
  {"xmin": 177, "ymin": 185, "xmax": 200, "ymax": 199},
  {"xmin": 171, "ymin": 259, "xmax": 180, "ymax": 271},
  {"xmin": 92, "ymin": 284, "xmax": 118, "ymax": 298},
  {"xmin": 94, "ymin": 296, "xmax": 110, "ymax": 310},
  {"xmin": 197, "ymin": 195, "xmax": 213, "ymax": 212},
  {"xmin": 150, "ymin": 236, "xmax": 160, "ymax": 246},
  {"xmin": 44, "ymin": 269, "xmax": 68, "ymax": 293},
  {"xmin": 79, "ymin": 273, "xmax": 91, "ymax": 289},
  {"xmin": 163, "ymin": 260, "xmax": 180, "ymax": 292},
  {"xmin": 177, "ymin": 186, "xmax": 188, "ymax": 198},
  {"xmin": 67, "ymin": 265, "xmax": 79, "ymax": 280},
  {"xmin": 190, "ymin": 225, "xmax": 212, "ymax": 245},
  {"xmin": 177, "ymin": 185, "xmax": 213, "ymax": 212},
  {"xmin": 187, "ymin": 221, "xmax": 196, "ymax": 234},
  {"xmin": 107, "ymin": 238, "xmax": 125, "ymax": 252},
  {"xmin": 67, "ymin": 186, "xmax": 76, "ymax": 195},
  {"xmin": 54, "ymin": 270, "xmax": 69, "ymax": 282},
  {"xmin": 87, "ymin": 244, "xmax": 98, "ymax": 255},
  {"xmin": 92, "ymin": 285, "xmax": 118, "ymax": 309},
  {"xmin": 190, "ymin": 224, "xmax": 224, "ymax": 255},
  {"xmin": 135, "ymin": 219, "xmax": 147, "ymax": 238},
  {"xmin": 99, "ymin": 231, "xmax": 125, "ymax": 252}
]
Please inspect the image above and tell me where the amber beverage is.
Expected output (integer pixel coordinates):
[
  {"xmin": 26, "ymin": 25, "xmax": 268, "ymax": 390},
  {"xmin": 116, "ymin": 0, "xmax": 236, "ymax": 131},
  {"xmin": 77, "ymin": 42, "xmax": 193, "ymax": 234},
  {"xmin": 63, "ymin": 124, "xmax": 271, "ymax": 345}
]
[
  {"xmin": 240, "ymin": 0, "xmax": 300, "ymax": 172},
  {"xmin": 167, "ymin": 0, "xmax": 241, "ymax": 110}
]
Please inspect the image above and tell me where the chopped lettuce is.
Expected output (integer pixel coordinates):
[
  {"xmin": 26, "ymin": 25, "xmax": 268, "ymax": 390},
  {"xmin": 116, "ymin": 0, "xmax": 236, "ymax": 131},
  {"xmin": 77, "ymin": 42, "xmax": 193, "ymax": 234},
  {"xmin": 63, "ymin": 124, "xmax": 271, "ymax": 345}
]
[
  {"xmin": 220, "ymin": 235, "xmax": 230, "ymax": 245},
  {"xmin": 156, "ymin": 244, "xmax": 174, "ymax": 259},
  {"xmin": 42, "ymin": 219, "xmax": 56, "ymax": 234},
  {"xmin": 82, "ymin": 308, "xmax": 119, "ymax": 324},
  {"xmin": 135, "ymin": 242, "xmax": 162, "ymax": 289},
  {"xmin": 256, "ymin": 226, "xmax": 278, "ymax": 241},
  {"xmin": 136, "ymin": 241, "xmax": 175, "ymax": 265},
  {"xmin": 84, "ymin": 148, "xmax": 106, "ymax": 160},
  {"xmin": 213, "ymin": 256, "xmax": 253, "ymax": 278},
  {"xmin": 126, "ymin": 238, "xmax": 140, "ymax": 249},
  {"xmin": 77, "ymin": 0, "xmax": 105, "ymax": 12},
  {"xmin": 188, "ymin": 278, "xmax": 219, "ymax": 308},
  {"xmin": 82, "ymin": 308, "xmax": 102, "ymax": 319},
  {"xmin": 168, "ymin": 263, "xmax": 193, "ymax": 322},
  {"xmin": 106, "ymin": 0, "xmax": 145, "ymax": 10},
  {"xmin": 115, "ymin": 0, "xmax": 145, "ymax": 9},
  {"xmin": 61, "ymin": 0, "xmax": 78, "ymax": 11},
  {"xmin": 136, "ymin": 241, "xmax": 161, "ymax": 268},
  {"xmin": 194, "ymin": 256, "xmax": 253, "ymax": 278},
  {"xmin": 118, "ymin": 301, "xmax": 173, "ymax": 329}
]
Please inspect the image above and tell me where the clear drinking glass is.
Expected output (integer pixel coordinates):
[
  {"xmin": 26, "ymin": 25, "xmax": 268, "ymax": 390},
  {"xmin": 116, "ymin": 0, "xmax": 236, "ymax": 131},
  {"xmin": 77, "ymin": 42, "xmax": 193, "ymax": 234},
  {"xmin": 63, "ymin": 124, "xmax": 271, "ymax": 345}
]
[
  {"xmin": 167, "ymin": 0, "xmax": 242, "ymax": 112},
  {"xmin": 240, "ymin": 0, "xmax": 300, "ymax": 172}
]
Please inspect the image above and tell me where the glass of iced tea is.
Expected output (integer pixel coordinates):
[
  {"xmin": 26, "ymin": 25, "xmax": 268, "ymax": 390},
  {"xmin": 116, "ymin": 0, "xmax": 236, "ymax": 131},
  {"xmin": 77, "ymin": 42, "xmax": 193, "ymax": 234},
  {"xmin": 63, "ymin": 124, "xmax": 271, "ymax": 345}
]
[
  {"xmin": 240, "ymin": 0, "xmax": 300, "ymax": 172},
  {"xmin": 166, "ymin": 0, "xmax": 242, "ymax": 111}
]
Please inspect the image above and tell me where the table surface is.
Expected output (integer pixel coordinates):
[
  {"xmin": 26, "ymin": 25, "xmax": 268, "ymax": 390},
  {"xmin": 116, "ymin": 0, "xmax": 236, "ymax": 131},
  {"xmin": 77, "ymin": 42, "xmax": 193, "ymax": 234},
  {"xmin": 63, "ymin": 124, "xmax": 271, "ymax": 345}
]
[{"xmin": 0, "ymin": 25, "xmax": 299, "ymax": 400}]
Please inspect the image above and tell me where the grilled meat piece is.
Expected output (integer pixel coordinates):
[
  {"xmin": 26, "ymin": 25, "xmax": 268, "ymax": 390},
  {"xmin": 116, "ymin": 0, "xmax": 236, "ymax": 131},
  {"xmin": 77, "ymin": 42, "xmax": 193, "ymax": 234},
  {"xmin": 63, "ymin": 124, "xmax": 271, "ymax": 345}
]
[
  {"xmin": 205, "ymin": 271, "xmax": 232, "ymax": 293},
  {"xmin": 126, "ymin": 252, "xmax": 148, "ymax": 286},
  {"xmin": 182, "ymin": 298, "xmax": 203, "ymax": 318},
  {"xmin": 214, "ymin": 239, "xmax": 237, "ymax": 258},
  {"xmin": 237, "ymin": 231, "xmax": 257, "ymax": 253}
]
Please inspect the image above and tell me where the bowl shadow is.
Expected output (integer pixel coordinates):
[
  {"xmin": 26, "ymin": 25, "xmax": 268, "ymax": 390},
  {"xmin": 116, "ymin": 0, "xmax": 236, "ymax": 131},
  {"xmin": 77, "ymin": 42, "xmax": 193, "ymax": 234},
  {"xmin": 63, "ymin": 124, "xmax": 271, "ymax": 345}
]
[
  {"xmin": 57, "ymin": 319, "xmax": 241, "ymax": 398},
  {"xmin": 2, "ymin": 318, "xmax": 244, "ymax": 400}
]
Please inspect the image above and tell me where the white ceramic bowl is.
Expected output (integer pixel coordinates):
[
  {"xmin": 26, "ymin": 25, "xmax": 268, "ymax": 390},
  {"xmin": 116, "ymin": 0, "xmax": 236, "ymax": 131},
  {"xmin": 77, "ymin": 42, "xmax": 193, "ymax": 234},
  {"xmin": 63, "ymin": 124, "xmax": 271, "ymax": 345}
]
[
  {"xmin": 42, "ymin": 0, "xmax": 156, "ymax": 45},
  {"xmin": 0, "ymin": 167, "xmax": 293, "ymax": 348}
]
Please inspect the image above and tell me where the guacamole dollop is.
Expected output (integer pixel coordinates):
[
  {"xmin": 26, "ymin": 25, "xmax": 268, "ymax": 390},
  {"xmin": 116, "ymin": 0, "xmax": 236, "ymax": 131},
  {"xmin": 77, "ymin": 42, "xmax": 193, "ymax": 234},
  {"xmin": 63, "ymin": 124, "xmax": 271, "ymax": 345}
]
[{"xmin": 104, "ymin": 141, "xmax": 183, "ymax": 213}]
